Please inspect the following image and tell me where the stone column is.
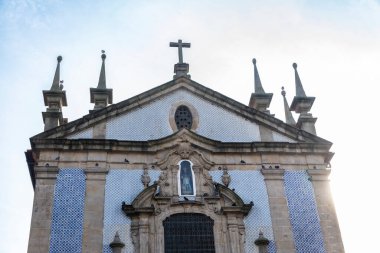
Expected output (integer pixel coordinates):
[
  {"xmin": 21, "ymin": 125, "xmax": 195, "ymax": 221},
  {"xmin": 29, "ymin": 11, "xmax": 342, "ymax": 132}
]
[
  {"xmin": 307, "ymin": 169, "xmax": 345, "ymax": 253},
  {"xmin": 82, "ymin": 168, "xmax": 108, "ymax": 253},
  {"xmin": 261, "ymin": 168, "xmax": 296, "ymax": 253},
  {"xmin": 170, "ymin": 165, "xmax": 179, "ymax": 197},
  {"xmin": 139, "ymin": 215, "xmax": 150, "ymax": 253},
  {"xmin": 27, "ymin": 166, "xmax": 58, "ymax": 253},
  {"xmin": 226, "ymin": 214, "xmax": 242, "ymax": 253}
]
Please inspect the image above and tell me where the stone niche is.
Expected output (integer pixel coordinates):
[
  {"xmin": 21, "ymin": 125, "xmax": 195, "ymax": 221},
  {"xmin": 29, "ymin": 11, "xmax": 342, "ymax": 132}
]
[{"xmin": 122, "ymin": 140, "xmax": 253, "ymax": 253}]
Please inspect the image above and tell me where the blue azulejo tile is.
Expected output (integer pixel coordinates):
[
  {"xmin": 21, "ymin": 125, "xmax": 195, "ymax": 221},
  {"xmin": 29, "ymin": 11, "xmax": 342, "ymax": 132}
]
[
  {"xmin": 49, "ymin": 169, "xmax": 86, "ymax": 253},
  {"xmin": 284, "ymin": 171, "xmax": 326, "ymax": 253}
]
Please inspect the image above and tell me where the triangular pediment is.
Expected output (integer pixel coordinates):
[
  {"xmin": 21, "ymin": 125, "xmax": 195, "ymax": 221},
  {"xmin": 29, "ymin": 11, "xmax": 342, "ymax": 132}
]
[{"xmin": 31, "ymin": 77, "xmax": 330, "ymax": 145}]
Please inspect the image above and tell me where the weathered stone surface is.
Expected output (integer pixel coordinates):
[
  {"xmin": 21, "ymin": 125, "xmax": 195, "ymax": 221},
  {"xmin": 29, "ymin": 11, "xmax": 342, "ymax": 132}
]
[
  {"xmin": 308, "ymin": 169, "xmax": 345, "ymax": 253},
  {"xmin": 82, "ymin": 169, "xmax": 107, "ymax": 253},
  {"xmin": 262, "ymin": 168, "xmax": 296, "ymax": 253},
  {"xmin": 27, "ymin": 171, "xmax": 57, "ymax": 253}
]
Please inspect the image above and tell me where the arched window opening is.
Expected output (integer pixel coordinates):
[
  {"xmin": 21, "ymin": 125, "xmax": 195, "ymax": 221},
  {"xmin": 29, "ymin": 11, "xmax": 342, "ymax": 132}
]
[
  {"xmin": 175, "ymin": 105, "xmax": 193, "ymax": 130},
  {"xmin": 178, "ymin": 160, "xmax": 195, "ymax": 196}
]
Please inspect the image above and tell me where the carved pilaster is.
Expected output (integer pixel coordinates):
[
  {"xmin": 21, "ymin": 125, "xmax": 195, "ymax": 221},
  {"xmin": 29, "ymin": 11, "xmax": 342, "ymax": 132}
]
[
  {"xmin": 226, "ymin": 214, "xmax": 242, "ymax": 253},
  {"xmin": 28, "ymin": 166, "xmax": 58, "ymax": 253},
  {"xmin": 307, "ymin": 169, "xmax": 345, "ymax": 253},
  {"xmin": 139, "ymin": 215, "xmax": 150, "ymax": 253},
  {"xmin": 170, "ymin": 165, "xmax": 179, "ymax": 198},
  {"xmin": 261, "ymin": 168, "xmax": 296, "ymax": 253},
  {"xmin": 131, "ymin": 218, "xmax": 139, "ymax": 253},
  {"xmin": 82, "ymin": 168, "xmax": 108, "ymax": 253}
]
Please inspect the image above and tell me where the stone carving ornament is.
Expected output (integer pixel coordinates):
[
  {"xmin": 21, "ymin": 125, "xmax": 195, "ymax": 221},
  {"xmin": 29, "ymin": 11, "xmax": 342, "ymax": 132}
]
[
  {"xmin": 140, "ymin": 165, "xmax": 151, "ymax": 188},
  {"xmin": 122, "ymin": 137, "xmax": 253, "ymax": 253},
  {"xmin": 221, "ymin": 166, "xmax": 231, "ymax": 187}
]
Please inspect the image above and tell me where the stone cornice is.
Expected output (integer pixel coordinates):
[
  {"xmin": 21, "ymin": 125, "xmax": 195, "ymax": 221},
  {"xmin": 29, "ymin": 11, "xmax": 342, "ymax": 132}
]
[
  {"xmin": 261, "ymin": 168, "xmax": 285, "ymax": 180},
  {"xmin": 34, "ymin": 166, "xmax": 59, "ymax": 180},
  {"xmin": 307, "ymin": 169, "xmax": 331, "ymax": 181},
  {"xmin": 30, "ymin": 137, "xmax": 333, "ymax": 161}
]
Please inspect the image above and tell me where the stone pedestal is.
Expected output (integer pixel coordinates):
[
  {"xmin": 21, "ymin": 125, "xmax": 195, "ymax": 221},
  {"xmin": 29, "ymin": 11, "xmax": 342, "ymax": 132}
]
[
  {"xmin": 249, "ymin": 93, "xmax": 273, "ymax": 114},
  {"xmin": 173, "ymin": 63, "xmax": 190, "ymax": 79},
  {"xmin": 297, "ymin": 114, "xmax": 317, "ymax": 135}
]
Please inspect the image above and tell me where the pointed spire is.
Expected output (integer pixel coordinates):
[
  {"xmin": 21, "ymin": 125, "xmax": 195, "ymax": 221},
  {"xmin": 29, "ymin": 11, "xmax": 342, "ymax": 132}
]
[
  {"xmin": 252, "ymin": 58, "xmax": 265, "ymax": 94},
  {"xmin": 290, "ymin": 62, "xmax": 317, "ymax": 135},
  {"xmin": 248, "ymin": 58, "xmax": 273, "ymax": 114},
  {"xmin": 42, "ymin": 55, "xmax": 67, "ymax": 131},
  {"xmin": 290, "ymin": 62, "xmax": 315, "ymax": 113},
  {"xmin": 293, "ymin": 63, "xmax": 307, "ymax": 97},
  {"xmin": 97, "ymin": 51, "xmax": 106, "ymax": 89},
  {"xmin": 50, "ymin": 56, "xmax": 62, "ymax": 91},
  {"xmin": 281, "ymin": 87, "xmax": 296, "ymax": 125},
  {"xmin": 90, "ymin": 50, "xmax": 113, "ymax": 113}
]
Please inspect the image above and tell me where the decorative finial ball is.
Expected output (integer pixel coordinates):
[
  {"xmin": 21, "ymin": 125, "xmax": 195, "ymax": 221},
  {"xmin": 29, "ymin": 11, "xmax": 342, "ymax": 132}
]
[
  {"xmin": 252, "ymin": 58, "xmax": 256, "ymax": 65},
  {"xmin": 281, "ymin": 86, "xmax": 286, "ymax": 96},
  {"xmin": 57, "ymin": 55, "xmax": 62, "ymax": 62},
  {"xmin": 293, "ymin": 63, "xmax": 297, "ymax": 69},
  {"xmin": 101, "ymin": 50, "xmax": 106, "ymax": 60}
]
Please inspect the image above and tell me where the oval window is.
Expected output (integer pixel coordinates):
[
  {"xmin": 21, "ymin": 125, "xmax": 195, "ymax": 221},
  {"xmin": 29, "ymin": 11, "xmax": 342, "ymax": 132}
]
[{"xmin": 174, "ymin": 105, "xmax": 193, "ymax": 130}]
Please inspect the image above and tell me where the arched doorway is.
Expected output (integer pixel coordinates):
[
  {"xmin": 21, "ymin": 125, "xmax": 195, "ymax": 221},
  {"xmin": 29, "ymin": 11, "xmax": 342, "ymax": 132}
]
[{"xmin": 163, "ymin": 213, "xmax": 215, "ymax": 253}]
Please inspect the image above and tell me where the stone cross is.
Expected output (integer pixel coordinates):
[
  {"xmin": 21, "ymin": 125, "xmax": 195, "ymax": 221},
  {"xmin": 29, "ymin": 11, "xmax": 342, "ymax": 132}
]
[{"xmin": 170, "ymin": 39, "xmax": 191, "ymax": 64}]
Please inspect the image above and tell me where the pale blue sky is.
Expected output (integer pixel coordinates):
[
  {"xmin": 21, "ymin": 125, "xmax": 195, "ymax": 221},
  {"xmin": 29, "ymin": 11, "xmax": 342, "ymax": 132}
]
[{"xmin": 1, "ymin": 1, "xmax": 380, "ymax": 252}]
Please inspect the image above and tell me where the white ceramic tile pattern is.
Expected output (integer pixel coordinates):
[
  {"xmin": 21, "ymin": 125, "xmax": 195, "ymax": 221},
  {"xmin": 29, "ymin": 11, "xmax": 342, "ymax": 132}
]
[
  {"xmin": 272, "ymin": 131, "xmax": 294, "ymax": 142},
  {"xmin": 105, "ymin": 89, "xmax": 262, "ymax": 142},
  {"xmin": 210, "ymin": 170, "xmax": 276, "ymax": 253},
  {"xmin": 67, "ymin": 127, "xmax": 93, "ymax": 139},
  {"xmin": 102, "ymin": 169, "xmax": 160, "ymax": 253}
]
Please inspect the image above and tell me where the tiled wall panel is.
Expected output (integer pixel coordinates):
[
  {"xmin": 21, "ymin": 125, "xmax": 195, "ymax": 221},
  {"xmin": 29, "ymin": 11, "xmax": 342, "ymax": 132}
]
[
  {"xmin": 284, "ymin": 171, "xmax": 326, "ymax": 253},
  {"xmin": 272, "ymin": 131, "xmax": 293, "ymax": 142},
  {"xmin": 103, "ymin": 169, "xmax": 160, "ymax": 253},
  {"xmin": 66, "ymin": 89, "xmax": 295, "ymax": 143},
  {"xmin": 67, "ymin": 127, "xmax": 93, "ymax": 139},
  {"xmin": 49, "ymin": 169, "xmax": 86, "ymax": 253},
  {"xmin": 210, "ymin": 170, "xmax": 276, "ymax": 253},
  {"xmin": 105, "ymin": 89, "xmax": 263, "ymax": 142}
]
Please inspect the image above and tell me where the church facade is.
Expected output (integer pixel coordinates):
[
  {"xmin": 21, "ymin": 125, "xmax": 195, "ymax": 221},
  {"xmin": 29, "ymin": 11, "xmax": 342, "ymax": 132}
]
[{"xmin": 25, "ymin": 41, "xmax": 344, "ymax": 253}]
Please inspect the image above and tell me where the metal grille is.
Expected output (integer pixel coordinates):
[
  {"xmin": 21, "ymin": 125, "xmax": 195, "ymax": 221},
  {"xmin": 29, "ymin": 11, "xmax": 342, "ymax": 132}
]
[
  {"xmin": 175, "ymin": 105, "xmax": 193, "ymax": 130},
  {"xmin": 163, "ymin": 213, "xmax": 215, "ymax": 253}
]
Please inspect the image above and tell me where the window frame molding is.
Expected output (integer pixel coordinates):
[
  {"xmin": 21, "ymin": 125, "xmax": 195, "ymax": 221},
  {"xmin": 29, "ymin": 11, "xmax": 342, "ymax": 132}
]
[
  {"xmin": 169, "ymin": 101, "xmax": 199, "ymax": 132},
  {"xmin": 177, "ymin": 160, "xmax": 196, "ymax": 197}
]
